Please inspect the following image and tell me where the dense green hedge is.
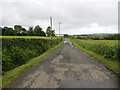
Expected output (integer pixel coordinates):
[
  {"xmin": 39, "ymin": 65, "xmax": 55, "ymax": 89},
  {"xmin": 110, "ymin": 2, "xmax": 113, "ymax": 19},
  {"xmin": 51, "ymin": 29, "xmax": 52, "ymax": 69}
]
[{"xmin": 2, "ymin": 38, "xmax": 62, "ymax": 73}]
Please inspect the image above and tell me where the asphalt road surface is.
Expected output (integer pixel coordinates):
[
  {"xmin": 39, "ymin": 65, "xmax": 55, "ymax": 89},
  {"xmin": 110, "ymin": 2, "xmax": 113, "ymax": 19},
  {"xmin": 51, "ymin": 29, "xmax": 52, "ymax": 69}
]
[{"xmin": 8, "ymin": 38, "xmax": 118, "ymax": 88}]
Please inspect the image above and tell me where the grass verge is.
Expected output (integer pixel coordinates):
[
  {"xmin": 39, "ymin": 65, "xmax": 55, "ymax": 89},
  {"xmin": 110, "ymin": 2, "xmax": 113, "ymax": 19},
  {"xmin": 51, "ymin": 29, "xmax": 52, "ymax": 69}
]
[
  {"xmin": 71, "ymin": 39, "xmax": 119, "ymax": 74},
  {"xmin": 2, "ymin": 40, "xmax": 63, "ymax": 88}
]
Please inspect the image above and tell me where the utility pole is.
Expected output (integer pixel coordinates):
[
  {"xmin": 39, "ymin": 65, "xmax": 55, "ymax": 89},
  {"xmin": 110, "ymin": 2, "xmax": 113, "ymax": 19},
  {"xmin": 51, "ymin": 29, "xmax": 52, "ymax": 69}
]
[
  {"xmin": 59, "ymin": 22, "xmax": 61, "ymax": 36},
  {"xmin": 50, "ymin": 17, "xmax": 52, "ymax": 30},
  {"xmin": 50, "ymin": 17, "xmax": 52, "ymax": 45}
]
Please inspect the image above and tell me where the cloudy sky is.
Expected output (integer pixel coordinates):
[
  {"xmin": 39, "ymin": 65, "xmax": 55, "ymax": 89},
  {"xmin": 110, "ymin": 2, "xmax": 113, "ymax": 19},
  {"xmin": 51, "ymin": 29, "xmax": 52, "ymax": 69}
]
[{"xmin": 0, "ymin": 0, "xmax": 119, "ymax": 35}]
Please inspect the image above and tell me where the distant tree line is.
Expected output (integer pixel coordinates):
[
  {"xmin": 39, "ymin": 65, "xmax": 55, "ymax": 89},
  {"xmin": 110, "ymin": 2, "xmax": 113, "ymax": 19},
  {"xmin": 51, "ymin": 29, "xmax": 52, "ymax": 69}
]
[
  {"xmin": 0, "ymin": 25, "xmax": 55, "ymax": 36},
  {"xmin": 76, "ymin": 34, "xmax": 120, "ymax": 40}
]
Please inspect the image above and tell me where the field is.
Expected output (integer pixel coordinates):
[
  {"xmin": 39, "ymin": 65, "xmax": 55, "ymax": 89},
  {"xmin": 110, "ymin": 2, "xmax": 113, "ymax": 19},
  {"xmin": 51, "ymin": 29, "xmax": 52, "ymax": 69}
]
[
  {"xmin": 71, "ymin": 39, "xmax": 119, "ymax": 73},
  {"xmin": 81, "ymin": 40, "xmax": 117, "ymax": 46}
]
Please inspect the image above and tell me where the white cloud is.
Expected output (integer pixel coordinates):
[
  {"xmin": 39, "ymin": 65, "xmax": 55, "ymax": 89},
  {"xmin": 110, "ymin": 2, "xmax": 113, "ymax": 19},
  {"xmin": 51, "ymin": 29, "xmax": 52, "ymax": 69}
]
[
  {"xmin": 67, "ymin": 24, "xmax": 118, "ymax": 35},
  {"xmin": 0, "ymin": 0, "xmax": 119, "ymax": 34}
]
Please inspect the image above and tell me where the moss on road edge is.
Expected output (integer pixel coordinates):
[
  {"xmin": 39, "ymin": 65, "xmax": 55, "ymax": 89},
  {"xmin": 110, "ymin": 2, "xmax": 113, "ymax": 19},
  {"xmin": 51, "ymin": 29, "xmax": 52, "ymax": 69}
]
[
  {"xmin": 71, "ymin": 39, "xmax": 119, "ymax": 74},
  {"xmin": 2, "ymin": 40, "xmax": 63, "ymax": 88}
]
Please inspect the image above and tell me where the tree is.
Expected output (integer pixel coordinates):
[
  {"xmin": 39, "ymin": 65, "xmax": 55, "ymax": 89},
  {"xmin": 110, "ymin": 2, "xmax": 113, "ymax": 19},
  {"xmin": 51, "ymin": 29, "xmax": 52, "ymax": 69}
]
[
  {"xmin": 3, "ymin": 27, "xmax": 17, "ymax": 36},
  {"xmin": 51, "ymin": 30, "xmax": 55, "ymax": 36},
  {"xmin": 64, "ymin": 34, "xmax": 69, "ymax": 38},
  {"xmin": 14, "ymin": 25, "xmax": 23, "ymax": 35},
  {"xmin": 46, "ymin": 26, "xmax": 51, "ymax": 36},
  {"xmin": 41, "ymin": 31, "xmax": 46, "ymax": 36},
  {"xmin": 27, "ymin": 26, "xmax": 34, "ymax": 36},
  {"xmin": 46, "ymin": 26, "xmax": 55, "ymax": 37},
  {"xmin": 21, "ymin": 28, "xmax": 27, "ymax": 36},
  {"xmin": 34, "ymin": 25, "xmax": 46, "ymax": 36},
  {"xmin": 1, "ymin": 25, "xmax": 46, "ymax": 36},
  {"xmin": 2, "ymin": 26, "xmax": 8, "ymax": 35}
]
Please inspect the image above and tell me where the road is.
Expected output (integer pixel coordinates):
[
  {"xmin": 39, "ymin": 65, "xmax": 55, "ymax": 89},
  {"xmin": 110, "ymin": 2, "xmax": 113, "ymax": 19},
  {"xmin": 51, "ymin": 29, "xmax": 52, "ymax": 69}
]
[{"xmin": 8, "ymin": 38, "xmax": 118, "ymax": 88}]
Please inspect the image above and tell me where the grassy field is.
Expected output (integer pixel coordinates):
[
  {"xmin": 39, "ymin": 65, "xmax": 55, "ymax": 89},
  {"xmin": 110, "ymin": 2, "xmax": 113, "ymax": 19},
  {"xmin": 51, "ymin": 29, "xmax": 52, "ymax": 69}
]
[
  {"xmin": 76, "ymin": 40, "xmax": 117, "ymax": 46},
  {"xmin": 71, "ymin": 39, "xmax": 119, "ymax": 73}
]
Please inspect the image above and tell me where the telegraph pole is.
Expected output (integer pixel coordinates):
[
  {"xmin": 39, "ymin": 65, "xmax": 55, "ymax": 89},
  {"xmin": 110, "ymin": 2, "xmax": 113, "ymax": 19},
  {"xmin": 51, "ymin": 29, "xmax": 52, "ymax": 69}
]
[
  {"xmin": 50, "ymin": 17, "xmax": 52, "ymax": 30},
  {"xmin": 50, "ymin": 17, "xmax": 52, "ymax": 45},
  {"xmin": 59, "ymin": 22, "xmax": 61, "ymax": 36}
]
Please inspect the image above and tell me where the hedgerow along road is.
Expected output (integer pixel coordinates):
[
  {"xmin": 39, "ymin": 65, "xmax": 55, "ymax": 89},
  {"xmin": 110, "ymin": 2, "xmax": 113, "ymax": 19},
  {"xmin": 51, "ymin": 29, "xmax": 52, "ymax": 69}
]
[{"xmin": 8, "ymin": 38, "xmax": 118, "ymax": 88}]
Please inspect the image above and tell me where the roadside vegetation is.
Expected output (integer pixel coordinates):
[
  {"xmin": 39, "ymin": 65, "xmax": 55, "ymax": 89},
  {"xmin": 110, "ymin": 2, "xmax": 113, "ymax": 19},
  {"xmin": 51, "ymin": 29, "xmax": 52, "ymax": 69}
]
[
  {"xmin": 1, "ymin": 24, "xmax": 62, "ymax": 88},
  {"xmin": 71, "ymin": 38, "xmax": 119, "ymax": 73},
  {"xmin": 2, "ymin": 36, "xmax": 62, "ymax": 73},
  {"xmin": 2, "ymin": 36, "xmax": 63, "ymax": 88}
]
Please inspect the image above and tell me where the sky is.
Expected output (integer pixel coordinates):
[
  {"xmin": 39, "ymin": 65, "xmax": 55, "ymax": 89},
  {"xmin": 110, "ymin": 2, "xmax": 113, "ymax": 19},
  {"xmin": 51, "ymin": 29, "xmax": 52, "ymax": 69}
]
[{"xmin": 0, "ymin": 0, "xmax": 119, "ymax": 35}]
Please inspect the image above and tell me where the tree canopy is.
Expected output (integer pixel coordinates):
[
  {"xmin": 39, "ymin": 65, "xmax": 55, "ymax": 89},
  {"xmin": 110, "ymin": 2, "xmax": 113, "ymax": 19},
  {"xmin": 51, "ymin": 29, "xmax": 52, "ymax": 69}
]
[
  {"xmin": 46, "ymin": 26, "xmax": 55, "ymax": 37},
  {"xmin": 1, "ymin": 25, "xmax": 47, "ymax": 36}
]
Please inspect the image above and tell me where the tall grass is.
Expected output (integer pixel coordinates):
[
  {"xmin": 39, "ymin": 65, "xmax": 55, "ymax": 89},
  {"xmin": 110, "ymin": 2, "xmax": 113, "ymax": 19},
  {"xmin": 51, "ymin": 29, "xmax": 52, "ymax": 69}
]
[
  {"xmin": 71, "ymin": 39, "xmax": 119, "ymax": 73},
  {"xmin": 73, "ymin": 39, "xmax": 118, "ymax": 60}
]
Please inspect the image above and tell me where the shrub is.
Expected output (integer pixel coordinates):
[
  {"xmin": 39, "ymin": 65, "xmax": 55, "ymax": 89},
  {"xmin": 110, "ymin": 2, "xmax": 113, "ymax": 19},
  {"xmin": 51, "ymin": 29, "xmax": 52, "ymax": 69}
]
[{"xmin": 2, "ymin": 37, "xmax": 62, "ymax": 73}]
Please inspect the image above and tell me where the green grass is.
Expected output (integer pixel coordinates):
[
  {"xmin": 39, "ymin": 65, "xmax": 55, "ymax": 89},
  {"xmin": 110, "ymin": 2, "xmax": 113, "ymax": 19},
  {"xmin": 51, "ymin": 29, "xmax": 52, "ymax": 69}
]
[
  {"xmin": 75, "ymin": 40, "xmax": 117, "ymax": 47},
  {"xmin": 2, "ymin": 40, "xmax": 63, "ymax": 88},
  {"xmin": 71, "ymin": 39, "xmax": 119, "ymax": 74},
  {"xmin": 0, "ymin": 36, "xmax": 61, "ymax": 39}
]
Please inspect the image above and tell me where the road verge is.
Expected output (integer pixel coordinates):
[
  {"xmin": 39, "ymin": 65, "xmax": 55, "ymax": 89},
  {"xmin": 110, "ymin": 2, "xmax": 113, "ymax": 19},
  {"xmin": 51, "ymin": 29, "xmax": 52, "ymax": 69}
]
[
  {"xmin": 2, "ymin": 40, "xmax": 63, "ymax": 88},
  {"xmin": 71, "ymin": 39, "xmax": 119, "ymax": 74}
]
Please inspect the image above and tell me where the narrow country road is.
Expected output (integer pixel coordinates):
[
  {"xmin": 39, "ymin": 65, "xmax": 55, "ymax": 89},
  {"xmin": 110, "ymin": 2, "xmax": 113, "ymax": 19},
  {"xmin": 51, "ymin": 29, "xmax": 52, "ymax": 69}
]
[{"xmin": 8, "ymin": 38, "xmax": 118, "ymax": 88}]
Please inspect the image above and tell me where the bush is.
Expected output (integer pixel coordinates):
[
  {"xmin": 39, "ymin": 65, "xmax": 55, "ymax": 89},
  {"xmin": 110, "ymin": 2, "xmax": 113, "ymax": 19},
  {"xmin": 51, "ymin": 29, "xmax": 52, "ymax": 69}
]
[{"xmin": 2, "ymin": 38, "xmax": 62, "ymax": 73}]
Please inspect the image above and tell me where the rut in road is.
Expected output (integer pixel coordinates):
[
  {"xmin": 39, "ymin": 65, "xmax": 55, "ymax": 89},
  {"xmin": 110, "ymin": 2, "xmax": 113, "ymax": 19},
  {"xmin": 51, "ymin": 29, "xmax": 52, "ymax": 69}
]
[{"xmin": 8, "ymin": 38, "xmax": 118, "ymax": 88}]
